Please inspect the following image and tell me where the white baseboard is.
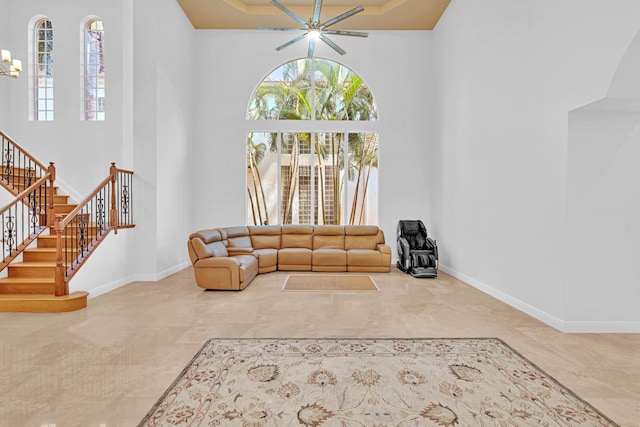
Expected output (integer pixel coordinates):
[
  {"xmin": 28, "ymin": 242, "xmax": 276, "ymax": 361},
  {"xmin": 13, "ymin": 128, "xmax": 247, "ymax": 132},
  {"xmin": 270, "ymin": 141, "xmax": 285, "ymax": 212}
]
[
  {"xmin": 82, "ymin": 261, "xmax": 191, "ymax": 299},
  {"xmin": 439, "ymin": 264, "xmax": 640, "ymax": 333},
  {"xmin": 133, "ymin": 261, "xmax": 191, "ymax": 282},
  {"xmin": 439, "ymin": 264, "xmax": 566, "ymax": 331},
  {"xmin": 81, "ymin": 274, "xmax": 137, "ymax": 299},
  {"xmin": 561, "ymin": 321, "xmax": 640, "ymax": 333}
]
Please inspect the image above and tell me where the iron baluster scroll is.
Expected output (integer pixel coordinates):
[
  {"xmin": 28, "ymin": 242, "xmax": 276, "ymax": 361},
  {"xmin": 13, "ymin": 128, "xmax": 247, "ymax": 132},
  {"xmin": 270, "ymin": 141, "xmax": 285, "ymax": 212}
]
[
  {"xmin": 0, "ymin": 171, "xmax": 52, "ymax": 270},
  {"xmin": 0, "ymin": 130, "xmax": 48, "ymax": 197},
  {"xmin": 54, "ymin": 163, "xmax": 134, "ymax": 295}
]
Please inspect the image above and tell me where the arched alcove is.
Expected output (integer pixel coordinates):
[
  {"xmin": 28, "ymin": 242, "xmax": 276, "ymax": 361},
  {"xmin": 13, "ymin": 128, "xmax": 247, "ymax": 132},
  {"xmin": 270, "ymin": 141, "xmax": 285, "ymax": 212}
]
[{"xmin": 565, "ymin": 29, "xmax": 640, "ymax": 328}]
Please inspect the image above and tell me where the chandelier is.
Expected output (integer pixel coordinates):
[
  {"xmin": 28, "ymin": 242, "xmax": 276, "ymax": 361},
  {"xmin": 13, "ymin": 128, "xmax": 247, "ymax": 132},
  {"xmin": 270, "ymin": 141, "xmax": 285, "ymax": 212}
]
[{"xmin": 1, "ymin": 50, "xmax": 22, "ymax": 78}]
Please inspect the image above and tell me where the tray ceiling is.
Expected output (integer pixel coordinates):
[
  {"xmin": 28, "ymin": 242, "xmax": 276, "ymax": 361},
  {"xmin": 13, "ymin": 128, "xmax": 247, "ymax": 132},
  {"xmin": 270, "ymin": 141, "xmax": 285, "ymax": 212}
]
[{"xmin": 176, "ymin": 0, "xmax": 451, "ymax": 30}]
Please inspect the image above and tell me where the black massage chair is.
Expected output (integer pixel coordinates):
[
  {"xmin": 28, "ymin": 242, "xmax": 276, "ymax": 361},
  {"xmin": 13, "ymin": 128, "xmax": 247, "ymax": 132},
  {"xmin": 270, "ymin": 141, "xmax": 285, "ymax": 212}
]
[{"xmin": 397, "ymin": 220, "xmax": 438, "ymax": 278}]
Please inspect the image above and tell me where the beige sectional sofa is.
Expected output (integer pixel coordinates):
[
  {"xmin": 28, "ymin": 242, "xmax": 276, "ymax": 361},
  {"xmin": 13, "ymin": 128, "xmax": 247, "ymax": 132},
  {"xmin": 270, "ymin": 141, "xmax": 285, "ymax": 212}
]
[{"xmin": 187, "ymin": 225, "xmax": 391, "ymax": 290}]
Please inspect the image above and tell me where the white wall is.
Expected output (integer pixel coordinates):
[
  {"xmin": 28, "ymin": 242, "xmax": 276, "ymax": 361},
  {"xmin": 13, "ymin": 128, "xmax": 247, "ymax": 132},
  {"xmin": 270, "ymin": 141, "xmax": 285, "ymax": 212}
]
[
  {"xmin": 565, "ymin": 29, "xmax": 640, "ymax": 331},
  {"xmin": 0, "ymin": 0, "xmax": 195, "ymax": 296},
  {"xmin": 132, "ymin": 0, "xmax": 194, "ymax": 279},
  {"xmin": 432, "ymin": 0, "xmax": 640, "ymax": 331},
  {"xmin": 0, "ymin": 0, "xmax": 9, "ymax": 121},
  {"xmin": 190, "ymin": 30, "xmax": 433, "ymax": 251},
  {"xmin": 154, "ymin": 0, "xmax": 195, "ymax": 276},
  {"xmin": 2, "ymin": 0, "xmax": 129, "ymax": 194}
]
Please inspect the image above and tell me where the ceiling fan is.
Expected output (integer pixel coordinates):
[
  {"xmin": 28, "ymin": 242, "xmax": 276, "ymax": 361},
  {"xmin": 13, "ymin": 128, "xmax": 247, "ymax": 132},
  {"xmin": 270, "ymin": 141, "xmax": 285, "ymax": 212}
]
[{"xmin": 259, "ymin": 0, "xmax": 368, "ymax": 58}]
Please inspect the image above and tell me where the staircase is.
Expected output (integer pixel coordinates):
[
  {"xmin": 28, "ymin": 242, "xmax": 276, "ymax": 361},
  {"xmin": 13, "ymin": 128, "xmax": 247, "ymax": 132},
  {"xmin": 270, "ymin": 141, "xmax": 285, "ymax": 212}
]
[
  {"xmin": 0, "ymin": 130, "xmax": 134, "ymax": 312},
  {"xmin": 0, "ymin": 181, "xmax": 88, "ymax": 312}
]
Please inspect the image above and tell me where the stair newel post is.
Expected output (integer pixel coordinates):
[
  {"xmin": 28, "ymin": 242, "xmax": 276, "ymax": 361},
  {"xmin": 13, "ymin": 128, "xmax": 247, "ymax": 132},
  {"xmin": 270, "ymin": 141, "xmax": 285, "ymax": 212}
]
[
  {"xmin": 47, "ymin": 162, "xmax": 56, "ymax": 228},
  {"xmin": 110, "ymin": 162, "xmax": 118, "ymax": 234},
  {"xmin": 54, "ymin": 214, "xmax": 67, "ymax": 296}
]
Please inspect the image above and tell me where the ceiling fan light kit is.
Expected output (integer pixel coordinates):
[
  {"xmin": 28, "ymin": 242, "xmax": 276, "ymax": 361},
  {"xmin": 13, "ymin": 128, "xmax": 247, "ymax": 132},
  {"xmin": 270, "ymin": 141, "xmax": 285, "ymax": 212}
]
[{"xmin": 259, "ymin": 0, "xmax": 368, "ymax": 58}]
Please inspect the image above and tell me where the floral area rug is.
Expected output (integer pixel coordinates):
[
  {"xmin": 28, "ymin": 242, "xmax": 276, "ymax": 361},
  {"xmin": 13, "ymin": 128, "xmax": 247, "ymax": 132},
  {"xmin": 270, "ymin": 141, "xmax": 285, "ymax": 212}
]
[{"xmin": 138, "ymin": 338, "xmax": 618, "ymax": 426}]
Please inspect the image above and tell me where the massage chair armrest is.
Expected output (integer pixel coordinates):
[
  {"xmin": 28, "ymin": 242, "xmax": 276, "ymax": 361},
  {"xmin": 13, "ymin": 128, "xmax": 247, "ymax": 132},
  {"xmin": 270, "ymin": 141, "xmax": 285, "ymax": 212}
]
[
  {"xmin": 228, "ymin": 247, "xmax": 255, "ymax": 257},
  {"xmin": 425, "ymin": 237, "xmax": 438, "ymax": 259},
  {"xmin": 397, "ymin": 237, "xmax": 410, "ymax": 260},
  {"xmin": 194, "ymin": 256, "xmax": 240, "ymax": 269}
]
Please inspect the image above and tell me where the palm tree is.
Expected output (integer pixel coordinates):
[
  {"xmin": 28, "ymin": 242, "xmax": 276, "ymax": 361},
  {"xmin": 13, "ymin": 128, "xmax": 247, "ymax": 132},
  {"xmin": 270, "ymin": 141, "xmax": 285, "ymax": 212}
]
[
  {"xmin": 247, "ymin": 58, "xmax": 378, "ymax": 225},
  {"xmin": 247, "ymin": 134, "xmax": 269, "ymax": 225}
]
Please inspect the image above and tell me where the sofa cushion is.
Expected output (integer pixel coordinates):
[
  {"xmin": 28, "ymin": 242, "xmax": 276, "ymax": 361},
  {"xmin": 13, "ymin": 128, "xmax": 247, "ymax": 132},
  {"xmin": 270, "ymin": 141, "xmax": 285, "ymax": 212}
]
[
  {"xmin": 249, "ymin": 226, "xmax": 282, "ymax": 249},
  {"xmin": 313, "ymin": 225, "xmax": 345, "ymax": 250},
  {"xmin": 279, "ymin": 248, "xmax": 312, "ymax": 266},
  {"xmin": 224, "ymin": 226, "xmax": 250, "ymax": 238},
  {"xmin": 345, "ymin": 226, "xmax": 381, "ymax": 251},
  {"xmin": 281, "ymin": 225, "xmax": 313, "ymax": 249},
  {"xmin": 312, "ymin": 248, "xmax": 347, "ymax": 266},
  {"xmin": 190, "ymin": 230, "xmax": 229, "ymax": 258},
  {"xmin": 233, "ymin": 254, "xmax": 259, "ymax": 282},
  {"xmin": 347, "ymin": 249, "xmax": 387, "ymax": 266},
  {"xmin": 228, "ymin": 235, "xmax": 253, "ymax": 249},
  {"xmin": 254, "ymin": 248, "xmax": 278, "ymax": 271}
]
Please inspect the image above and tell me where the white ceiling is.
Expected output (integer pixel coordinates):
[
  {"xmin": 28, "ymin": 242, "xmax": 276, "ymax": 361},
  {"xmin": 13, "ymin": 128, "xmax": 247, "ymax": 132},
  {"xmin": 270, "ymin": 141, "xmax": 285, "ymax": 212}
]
[{"xmin": 176, "ymin": 0, "xmax": 452, "ymax": 30}]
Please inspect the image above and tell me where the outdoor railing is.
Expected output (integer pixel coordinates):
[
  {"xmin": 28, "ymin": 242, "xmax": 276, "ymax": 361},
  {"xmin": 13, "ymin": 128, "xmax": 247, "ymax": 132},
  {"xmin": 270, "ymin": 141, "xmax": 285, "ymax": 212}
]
[{"xmin": 54, "ymin": 163, "xmax": 134, "ymax": 296}]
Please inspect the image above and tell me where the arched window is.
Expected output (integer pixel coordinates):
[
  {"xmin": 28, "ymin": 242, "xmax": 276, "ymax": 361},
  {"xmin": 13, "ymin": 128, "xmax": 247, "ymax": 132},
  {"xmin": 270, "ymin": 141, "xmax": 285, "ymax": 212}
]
[
  {"xmin": 83, "ymin": 19, "xmax": 105, "ymax": 121},
  {"xmin": 33, "ymin": 18, "xmax": 54, "ymax": 121},
  {"xmin": 246, "ymin": 58, "xmax": 379, "ymax": 226}
]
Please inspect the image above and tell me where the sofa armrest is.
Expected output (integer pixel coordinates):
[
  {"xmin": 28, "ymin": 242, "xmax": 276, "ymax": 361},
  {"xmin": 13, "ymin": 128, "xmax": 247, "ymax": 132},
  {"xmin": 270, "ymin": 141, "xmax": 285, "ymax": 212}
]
[
  {"xmin": 195, "ymin": 256, "xmax": 241, "ymax": 269},
  {"xmin": 228, "ymin": 247, "xmax": 255, "ymax": 257},
  {"xmin": 377, "ymin": 243, "xmax": 391, "ymax": 254}
]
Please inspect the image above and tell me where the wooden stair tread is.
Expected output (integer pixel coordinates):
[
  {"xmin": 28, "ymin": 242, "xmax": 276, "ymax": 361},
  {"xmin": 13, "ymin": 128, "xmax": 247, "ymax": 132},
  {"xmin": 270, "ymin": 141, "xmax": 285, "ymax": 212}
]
[
  {"xmin": 0, "ymin": 277, "xmax": 55, "ymax": 283},
  {"xmin": 0, "ymin": 291, "xmax": 88, "ymax": 312},
  {"xmin": 0, "ymin": 292, "xmax": 86, "ymax": 300},
  {"xmin": 9, "ymin": 262, "xmax": 57, "ymax": 267}
]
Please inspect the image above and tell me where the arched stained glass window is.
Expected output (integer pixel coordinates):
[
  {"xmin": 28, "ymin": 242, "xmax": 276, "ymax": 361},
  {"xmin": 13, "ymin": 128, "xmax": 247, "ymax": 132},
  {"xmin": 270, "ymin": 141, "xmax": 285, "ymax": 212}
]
[
  {"xmin": 246, "ymin": 58, "xmax": 379, "ymax": 226},
  {"xmin": 34, "ymin": 18, "xmax": 54, "ymax": 121},
  {"xmin": 84, "ymin": 19, "xmax": 105, "ymax": 121}
]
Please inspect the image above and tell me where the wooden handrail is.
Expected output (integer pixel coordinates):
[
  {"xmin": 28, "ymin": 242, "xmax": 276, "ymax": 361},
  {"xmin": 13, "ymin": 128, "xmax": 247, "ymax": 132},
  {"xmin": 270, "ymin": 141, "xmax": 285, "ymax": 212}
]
[
  {"xmin": 0, "ymin": 128, "xmax": 136, "ymax": 299},
  {"xmin": 54, "ymin": 163, "xmax": 135, "ymax": 295},
  {"xmin": 0, "ymin": 173, "xmax": 50, "ymax": 213},
  {"xmin": 0, "ymin": 130, "xmax": 49, "ymax": 173},
  {"xmin": 58, "ymin": 174, "xmax": 113, "ymax": 229}
]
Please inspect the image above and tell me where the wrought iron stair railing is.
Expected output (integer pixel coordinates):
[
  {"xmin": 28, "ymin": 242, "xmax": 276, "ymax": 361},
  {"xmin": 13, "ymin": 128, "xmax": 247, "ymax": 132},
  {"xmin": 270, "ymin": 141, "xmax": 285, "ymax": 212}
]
[
  {"xmin": 0, "ymin": 164, "xmax": 55, "ymax": 271},
  {"xmin": 53, "ymin": 163, "xmax": 134, "ymax": 296},
  {"xmin": 1, "ymin": 130, "xmax": 49, "ymax": 196},
  {"xmin": 0, "ymin": 127, "xmax": 136, "ymax": 309}
]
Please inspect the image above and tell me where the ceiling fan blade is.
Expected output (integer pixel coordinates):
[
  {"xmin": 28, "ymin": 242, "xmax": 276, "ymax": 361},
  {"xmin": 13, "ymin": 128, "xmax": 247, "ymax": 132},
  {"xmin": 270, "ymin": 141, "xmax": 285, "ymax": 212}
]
[
  {"xmin": 276, "ymin": 32, "xmax": 309, "ymax": 51},
  {"xmin": 271, "ymin": 0, "xmax": 309, "ymax": 28},
  {"xmin": 307, "ymin": 37, "xmax": 316, "ymax": 58},
  {"xmin": 312, "ymin": 0, "xmax": 323, "ymax": 26},
  {"xmin": 259, "ymin": 27, "xmax": 307, "ymax": 32},
  {"xmin": 324, "ymin": 29, "xmax": 368, "ymax": 38},
  {"xmin": 319, "ymin": 33, "xmax": 346, "ymax": 55},
  {"xmin": 320, "ymin": 5, "xmax": 364, "ymax": 29}
]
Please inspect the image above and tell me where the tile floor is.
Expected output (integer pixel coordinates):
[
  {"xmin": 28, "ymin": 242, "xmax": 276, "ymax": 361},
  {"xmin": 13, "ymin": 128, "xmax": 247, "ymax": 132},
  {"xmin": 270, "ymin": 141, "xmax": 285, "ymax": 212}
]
[{"xmin": 0, "ymin": 268, "xmax": 638, "ymax": 426}]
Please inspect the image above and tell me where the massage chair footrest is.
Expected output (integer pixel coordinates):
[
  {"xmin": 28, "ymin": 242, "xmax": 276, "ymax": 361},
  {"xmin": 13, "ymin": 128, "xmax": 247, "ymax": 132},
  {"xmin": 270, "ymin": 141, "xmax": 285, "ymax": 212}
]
[{"xmin": 410, "ymin": 266, "xmax": 437, "ymax": 278}]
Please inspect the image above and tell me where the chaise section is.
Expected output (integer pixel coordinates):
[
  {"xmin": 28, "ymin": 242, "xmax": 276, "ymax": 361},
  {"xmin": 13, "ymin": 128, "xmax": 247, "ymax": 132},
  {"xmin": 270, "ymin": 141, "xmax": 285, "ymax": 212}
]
[
  {"xmin": 278, "ymin": 225, "xmax": 313, "ymax": 270},
  {"xmin": 345, "ymin": 225, "xmax": 391, "ymax": 272},
  {"xmin": 187, "ymin": 229, "xmax": 258, "ymax": 290},
  {"xmin": 312, "ymin": 225, "xmax": 346, "ymax": 272},
  {"xmin": 249, "ymin": 225, "xmax": 281, "ymax": 273}
]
